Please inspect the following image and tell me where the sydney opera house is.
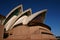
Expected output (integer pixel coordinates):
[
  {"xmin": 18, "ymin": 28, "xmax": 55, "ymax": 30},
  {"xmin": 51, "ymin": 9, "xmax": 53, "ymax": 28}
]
[{"xmin": 0, "ymin": 4, "xmax": 57, "ymax": 40}]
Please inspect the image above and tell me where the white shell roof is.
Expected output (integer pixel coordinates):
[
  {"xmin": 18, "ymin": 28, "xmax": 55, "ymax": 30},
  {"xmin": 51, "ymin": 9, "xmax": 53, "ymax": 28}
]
[
  {"xmin": 6, "ymin": 4, "xmax": 23, "ymax": 18},
  {"xmin": 24, "ymin": 9, "xmax": 47, "ymax": 24},
  {"xmin": 9, "ymin": 9, "xmax": 47, "ymax": 30},
  {"xmin": 5, "ymin": 8, "xmax": 32, "ymax": 31},
  {"xmin": 5, "ymin": 15, "xmax": 17, "ymax": 31},
  {"xmin": 4, "ymin": 4, "xmax": 47, "ymax": 31}
]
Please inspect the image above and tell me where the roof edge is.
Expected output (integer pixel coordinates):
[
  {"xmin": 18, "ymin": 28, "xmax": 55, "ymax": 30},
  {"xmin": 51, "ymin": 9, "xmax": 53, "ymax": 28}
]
[
  {"xmin": 25, "ymin": 9, "xmax": 47, "ymax": 24},
  {"xmin": 6, "ymin": 4, "xmax": 23, "ymax": 18}
]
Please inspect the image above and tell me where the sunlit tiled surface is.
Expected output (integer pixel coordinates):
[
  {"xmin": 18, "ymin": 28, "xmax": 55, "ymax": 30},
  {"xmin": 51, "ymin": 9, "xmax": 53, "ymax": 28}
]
[{"xmin": 4, "ymin": 25, "xmax": 57, "ymax": 40}]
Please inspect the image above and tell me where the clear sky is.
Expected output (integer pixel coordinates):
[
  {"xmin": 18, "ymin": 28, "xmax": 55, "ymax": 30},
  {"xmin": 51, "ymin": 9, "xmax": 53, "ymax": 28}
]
[{"xmin": 0, "ymin": 0, "xmax": 60, "ymax": 36}]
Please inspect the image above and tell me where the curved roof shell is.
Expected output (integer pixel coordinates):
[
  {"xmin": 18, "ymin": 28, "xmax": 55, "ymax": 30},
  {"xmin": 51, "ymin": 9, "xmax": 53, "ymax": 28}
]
[
  {"xmin": 3, "ymin": 4, "xmax": 23, "ymax": 25},
  {"xmin": 9, "ymin": 9, "xmax": 48, "ymax": 30},
  {"xmin": 4, "ymin": 8, "xmax": 32, "ymax": 31},
  {"xmin": 6, "ymin": 4, "xmax": 23, "ymax": 18},
  {"xmin": 24, "ymin": 9, "xmax": 47, "ymax": 24}
]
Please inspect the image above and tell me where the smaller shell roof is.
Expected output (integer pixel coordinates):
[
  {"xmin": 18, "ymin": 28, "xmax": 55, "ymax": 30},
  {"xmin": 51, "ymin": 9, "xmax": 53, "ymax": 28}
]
[
  {"xmin": 12, "ymin": 8, "xmax": 32, "ymax": 26},
  {"xmin": 17, "ymin": 8, "xmax": 32, "ymax": 17}
]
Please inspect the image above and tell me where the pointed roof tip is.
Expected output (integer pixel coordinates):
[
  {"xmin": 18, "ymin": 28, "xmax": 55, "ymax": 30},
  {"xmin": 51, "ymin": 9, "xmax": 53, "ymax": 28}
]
[
  {"xmin": 27, "ymin": 8, "xmax": 32, "ymax": 14},
  {"xmin": 42, "ymin": 9, "xmax": 47, "ymax": 12},
  {"xmin": 39, "ymin": 9, "xmax": 48, "ymax": 13},
  {"xmin": 6, "ymin": 4, "xmax": 23, "ymax": 18},
  {"xmin": 23, "ymin": 8, "xmax": 32, "ymax": 14},
  {"xmin": 33, "ymin": 9, "xmax": 48, "ymax": 14},
  {"xmin": 24, "ymin": 8, "xmax": 32, "ymax": 11},
  {"xmin": 19, "ymin": 4, "xmax": 22, "ymax": 6},
  {"xmin": 40, "ymin": 9, "xmax": 47, "ymax": 14},
  {"xmin": 29, "ymin": 8, "xmax": 32, "ymax": 12},
  {"xmin": 27, "ymin": 8, "xmax": 31, "ymax": 10},
  {"xmin": 17, "ymin": 4, "xmax": 23, "ymax": 8}
]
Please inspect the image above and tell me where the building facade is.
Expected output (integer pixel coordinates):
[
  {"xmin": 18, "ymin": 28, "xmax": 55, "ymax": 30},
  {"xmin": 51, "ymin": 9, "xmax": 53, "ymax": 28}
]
[{"xmin": 0, "ymin": 4, "xmax": 57, "ymax": 40}]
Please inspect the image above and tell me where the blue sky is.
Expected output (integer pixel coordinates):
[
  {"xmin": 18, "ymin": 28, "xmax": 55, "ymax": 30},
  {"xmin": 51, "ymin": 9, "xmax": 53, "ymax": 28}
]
[{"xmin": 0, "ymin": 0, "xmax": 60, "ymax": 36}]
